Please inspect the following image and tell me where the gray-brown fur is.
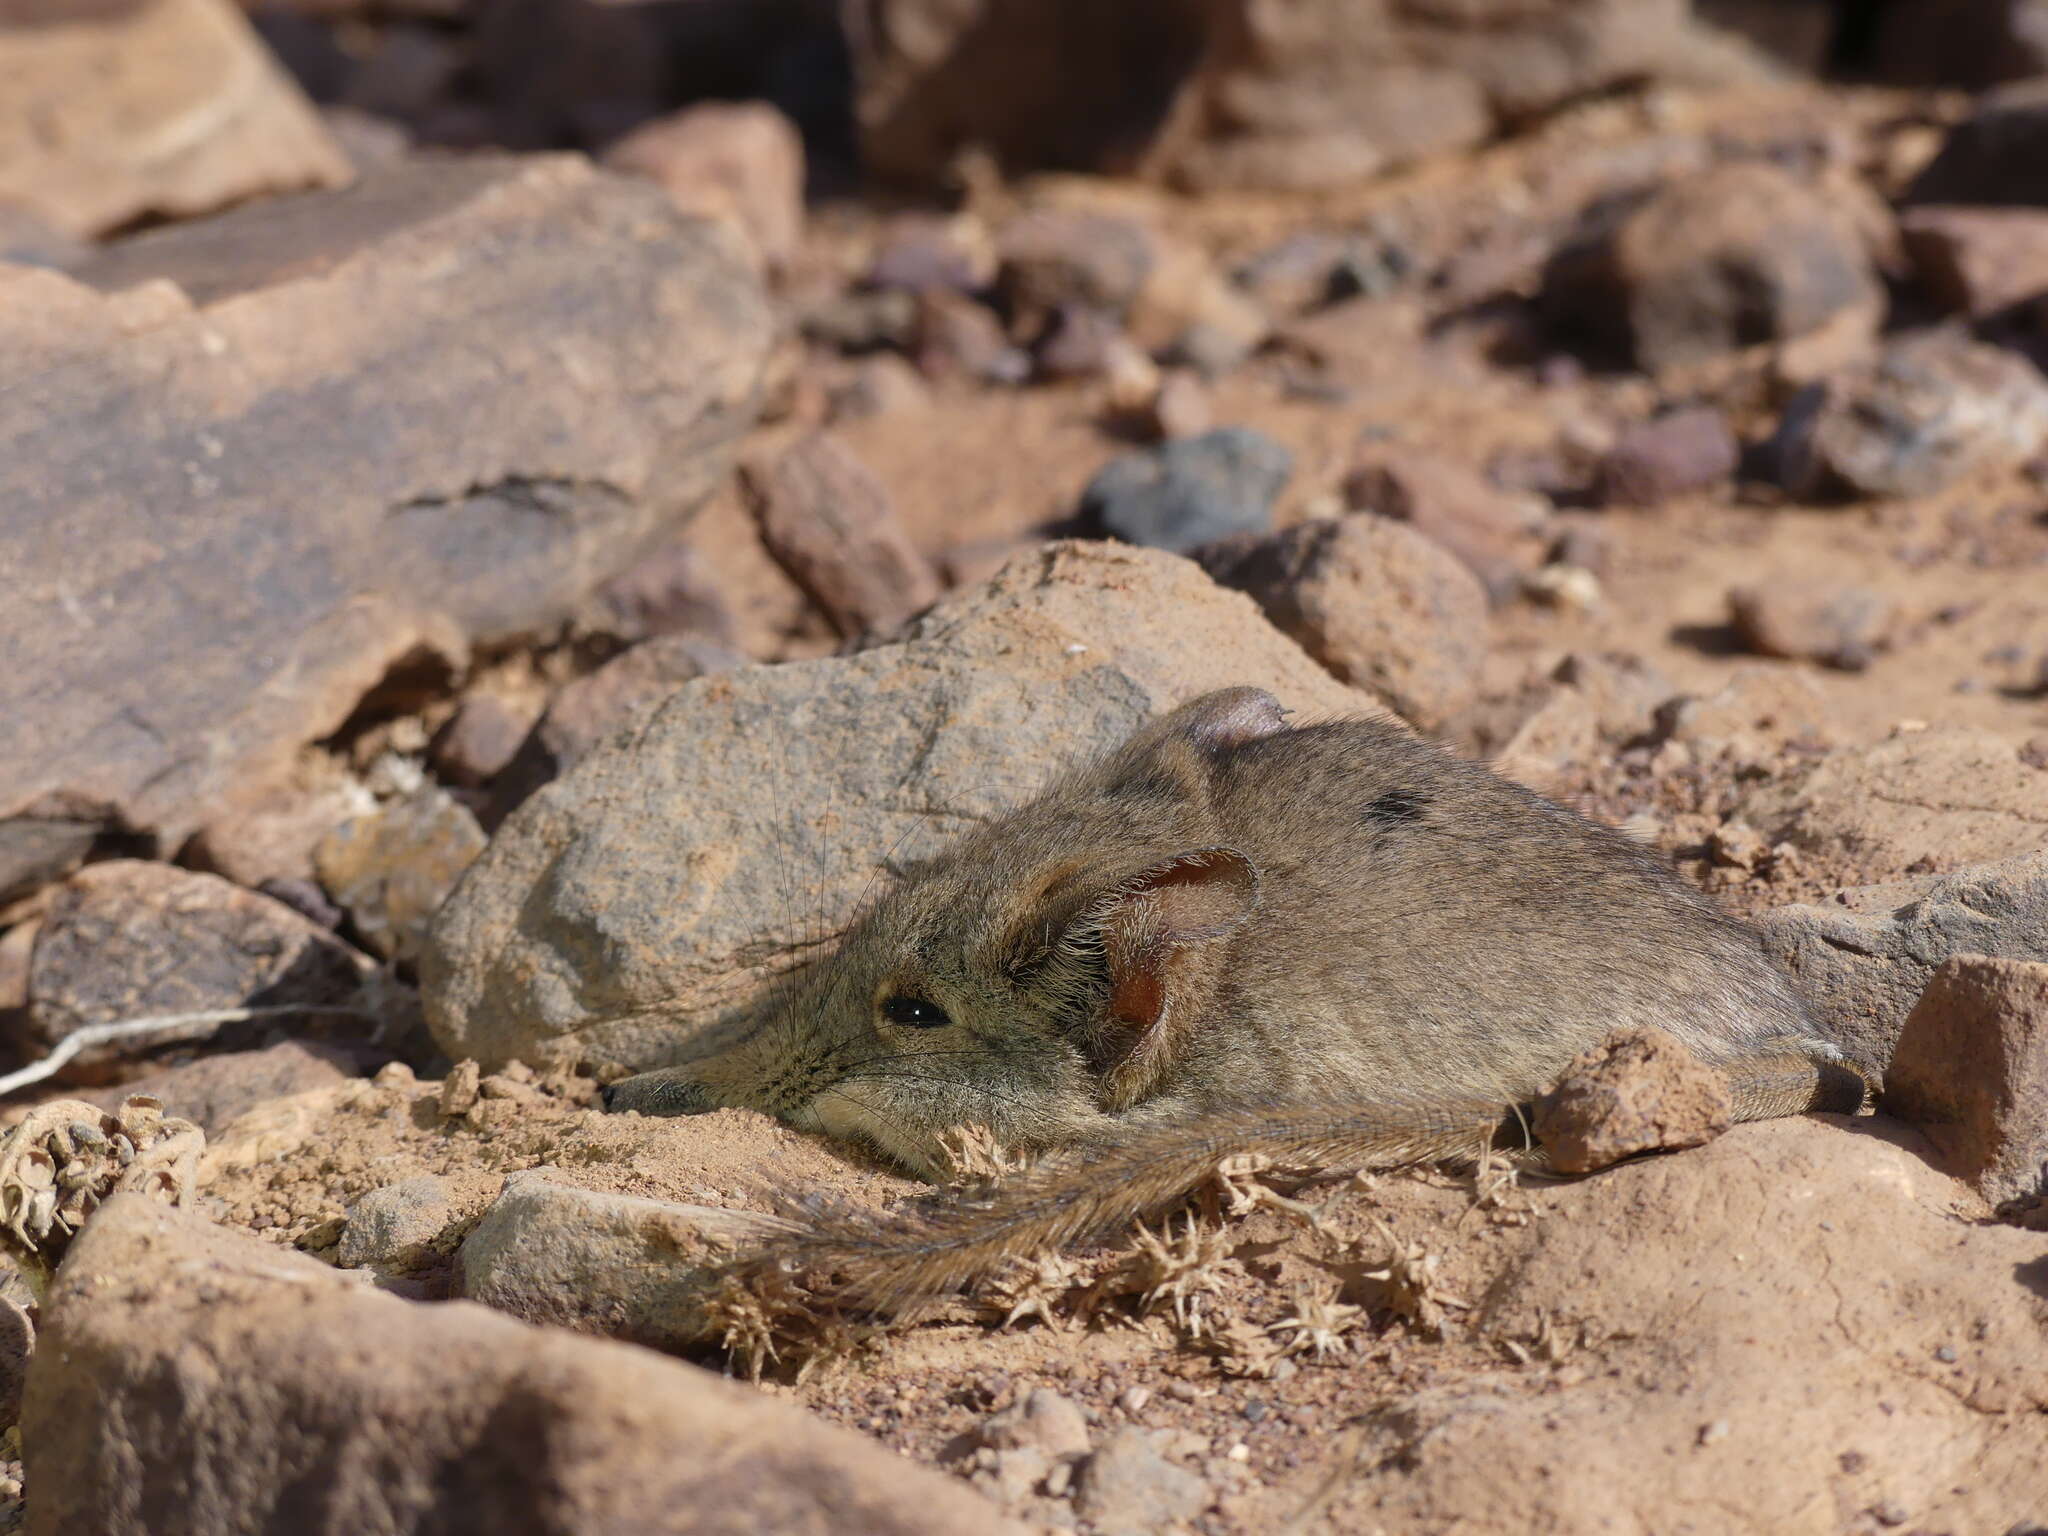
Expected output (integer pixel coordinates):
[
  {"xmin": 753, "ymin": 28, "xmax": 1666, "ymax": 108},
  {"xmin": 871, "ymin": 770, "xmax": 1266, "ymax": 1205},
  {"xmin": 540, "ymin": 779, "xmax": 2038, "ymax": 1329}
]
[{"xmin": 606, "ymin": 688, "xmax": 1855, "ymax": 1305}]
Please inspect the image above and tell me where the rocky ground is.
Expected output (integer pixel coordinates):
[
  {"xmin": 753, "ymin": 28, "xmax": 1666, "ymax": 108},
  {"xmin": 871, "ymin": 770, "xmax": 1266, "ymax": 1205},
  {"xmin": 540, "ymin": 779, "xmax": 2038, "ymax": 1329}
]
[{"xmin": 2, "ymin": 1, "xmax": 2048, "ymax": 1533}]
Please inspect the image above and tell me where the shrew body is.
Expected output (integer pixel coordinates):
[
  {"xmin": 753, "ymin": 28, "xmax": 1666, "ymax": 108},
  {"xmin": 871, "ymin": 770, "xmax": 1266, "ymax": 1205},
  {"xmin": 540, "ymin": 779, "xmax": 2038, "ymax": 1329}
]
[{"xmin": 606, "ymin": 688, "xmax": 1843, "ymax": 1187}]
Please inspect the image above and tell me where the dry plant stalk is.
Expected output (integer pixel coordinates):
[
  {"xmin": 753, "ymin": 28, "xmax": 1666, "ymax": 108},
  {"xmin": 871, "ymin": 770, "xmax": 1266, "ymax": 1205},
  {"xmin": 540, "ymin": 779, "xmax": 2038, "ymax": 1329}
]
[{"xmin": 0, "ymin": 1095, "xmax": 204, "ymax": 1299}]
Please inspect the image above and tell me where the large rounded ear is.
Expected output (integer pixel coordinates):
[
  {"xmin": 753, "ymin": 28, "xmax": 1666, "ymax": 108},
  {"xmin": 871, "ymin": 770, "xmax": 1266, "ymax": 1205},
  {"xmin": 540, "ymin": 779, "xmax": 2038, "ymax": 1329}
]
[
  {"xmin": 1093, "ymin": 847, "xmax": 1260, "ymax": 1110},
  {"xmin": 1140, "ymin": 688, "xmax": 1290, "ymax": 756}
]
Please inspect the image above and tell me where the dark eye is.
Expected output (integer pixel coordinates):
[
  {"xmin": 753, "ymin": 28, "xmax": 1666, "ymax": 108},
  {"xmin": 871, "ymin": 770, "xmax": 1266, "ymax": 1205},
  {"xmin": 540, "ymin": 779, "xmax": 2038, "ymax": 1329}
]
[{"xmin": 880, "ymin": 995, "xmax": 951, "ymax": 1028}]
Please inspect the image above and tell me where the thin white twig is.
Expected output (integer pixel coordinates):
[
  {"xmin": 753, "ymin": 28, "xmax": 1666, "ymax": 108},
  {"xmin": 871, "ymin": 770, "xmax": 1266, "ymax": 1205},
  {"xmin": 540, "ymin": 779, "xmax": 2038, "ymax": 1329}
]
[{"xmin": 0, "ymin": 1005, "xmax": 377, "ymax": 1099}]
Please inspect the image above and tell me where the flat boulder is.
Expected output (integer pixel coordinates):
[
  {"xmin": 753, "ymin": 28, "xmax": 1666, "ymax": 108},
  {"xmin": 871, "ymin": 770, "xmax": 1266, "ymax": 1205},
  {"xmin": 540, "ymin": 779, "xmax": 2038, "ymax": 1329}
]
[
  {"xmin": 1330, "ymin": 1118, "xmax": 2048, "ymax": 1532},
  {"xmin": 1758, "ymin": 852, "xmax": 2048, "ymax": 1070},
  {"xmin": 0, "ymin": 155, "xmax": 770, "ymax": 900},
  {"xmin": 423, "ymin": 542, "xmax": 1382, "ymax": 1071},
  {"xmin": 23, "ymin": 1195, "xmax": 1014, "ymax": 1535},
  {"xmin": 1740, "ymin": 728, "xmax": 2048, "ymax": 874}
]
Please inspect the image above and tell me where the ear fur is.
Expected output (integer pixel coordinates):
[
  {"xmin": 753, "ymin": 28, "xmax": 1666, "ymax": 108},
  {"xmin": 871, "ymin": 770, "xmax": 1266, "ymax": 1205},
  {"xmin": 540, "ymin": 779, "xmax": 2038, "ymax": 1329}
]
[
  {"xmin": 1135, "ymin": 688, "xmax": 1290, "ymax": 757},
  {"xmin": 1094, "ymin": 847, "xmax": 1260, "ymax": 1110}
]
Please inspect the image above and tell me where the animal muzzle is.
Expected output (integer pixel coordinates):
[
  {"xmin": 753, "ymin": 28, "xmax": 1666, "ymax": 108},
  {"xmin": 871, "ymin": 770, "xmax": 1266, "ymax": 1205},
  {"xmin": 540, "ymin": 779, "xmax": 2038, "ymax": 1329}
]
[{"xmin": 600, "ymin": 1069, "xmax": 717, "ymax": 1116}]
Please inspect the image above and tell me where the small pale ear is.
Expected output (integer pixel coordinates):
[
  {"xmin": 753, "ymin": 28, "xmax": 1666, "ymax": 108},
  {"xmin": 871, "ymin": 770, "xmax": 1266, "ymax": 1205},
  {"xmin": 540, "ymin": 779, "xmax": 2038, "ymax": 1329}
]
[
  {"xmin": 1097, "ymin": 848, "xmax": 1259, "ymax": 1107},
  {"xmin": 1154, "ymin": 688, "xmax": 1290, "ymax": 754}
]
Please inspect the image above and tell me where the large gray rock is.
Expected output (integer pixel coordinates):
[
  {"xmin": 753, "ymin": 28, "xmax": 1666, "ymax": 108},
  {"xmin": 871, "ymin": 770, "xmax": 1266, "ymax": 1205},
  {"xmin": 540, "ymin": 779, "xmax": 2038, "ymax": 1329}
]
[
  {"xmin": 459, "ymin": 1170, "xmax": 786, "ymax": 1347},
  {"xmin": 1758, "ymin": 852, "xmax": 2048, "ymax": 1071},
  {"xmin": 23, "ymin": 1195, "xmax": 1014, "ymax": 1536},
  {"xmin": 0, "ymin": 156, "xmax": 770, "ymax": 900},
  {"xmin": 423, "ymin": 542, "xmax": 1383, "ymax": 1071}
]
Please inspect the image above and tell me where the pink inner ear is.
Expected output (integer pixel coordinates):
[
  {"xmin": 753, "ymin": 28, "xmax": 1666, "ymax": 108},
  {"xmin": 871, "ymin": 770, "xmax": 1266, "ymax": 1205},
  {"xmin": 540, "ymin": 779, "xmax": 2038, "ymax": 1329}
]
[
  {"xmin": 1100, "ymin": 848, "xmax": 1259, "ymax": 1043},
  {"xmin": 1109, "ymin": 958, "xmax": 1166, "ymax": 1032}
]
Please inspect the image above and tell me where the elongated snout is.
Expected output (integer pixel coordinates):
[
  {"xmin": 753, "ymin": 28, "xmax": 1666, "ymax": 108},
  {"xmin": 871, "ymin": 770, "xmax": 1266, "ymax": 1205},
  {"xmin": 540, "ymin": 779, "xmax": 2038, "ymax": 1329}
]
[{"xmin": 600, "ymin": 1069, "xmax": 717, "ymax": 1116}]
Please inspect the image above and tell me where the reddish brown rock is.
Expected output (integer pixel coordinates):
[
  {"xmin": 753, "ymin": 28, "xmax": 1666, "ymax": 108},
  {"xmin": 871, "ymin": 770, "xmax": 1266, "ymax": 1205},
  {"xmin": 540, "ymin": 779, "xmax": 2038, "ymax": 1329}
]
[
  {"xmin": 1544, "ymin": 162, "xmax": 1884, "ymax": 373},
  {"xmin": 184, "ymin": 777, "xmax": 369, "ymax": 892},
  {"xmin": 742, "ymin": 433, "xmax": 942, "ymax": 641},
  {"xmin": 866, "ymin": 214, "xmax": 995, "ymax": 294},
  {"xmin": 429, "ymin": 696, "xmax": 535, "ymax": 789},
  {"xmin": 845, "ymin": 0, "xmax": 1755, "ymax": 192},
  {"xmin": 315, "ymin": 786, "xmax": 485, "ymax": 966},
  {"xmin": 1729, "ymin": 579, "xmax": 1898, "ymax": 672},
  {"xmin": 601, "ymin": 101, "xmax": 805, "ymax": 272},
  {"xmin": 22, "ymin": 862, "xmax": 372, "ymax": 1058},
  {"xmin": 1597, "ymin": 408, "xmax": 1740, "ymax": 507},
  {"xmin": 24, "ymin": 1195, "xmax": 1017, "ymax": 1536},
  {"xmin": 1343, "ymin": 447, "xmax": 1547, "ymax": 602},
  {"xmin": 1032, "ymin": 302, "xmax": 1127, "ymax": 381},
  {"xmin": 914, "ymin": 289, "xmax": 1027, "ymax": 383},
  {"xmin": 0, "ymin": 156, "xmax": 770, "ymax": 904},
  {"xmin": 1901, "ymin": 205, "xmax": 2048, "ymax": 319},
  {"xmin": 0, "ymin": 0, "xmax": 350, "ymax": 238},
  {"xmin": 84, "ymin": 1041, "xmax": 364, "ymax": 1138},
  {"xmin": 1201, "ymin": 514, "xmax": 1488, "ymax": 730},
  {"xmin": 996, "ymin": 208, "xmax": 1158, "ymax": 327},
  {"xmin": 578, "ymin": 540, "xmax": 739, "ymax": 649},
  {"xmin": 1533, "ymin": 1027, "xmax": 1733, "ymax": 1175},
  {"xmin": 1885, "ymin": 956, "xmax": 2048, "ymax": 1205}
]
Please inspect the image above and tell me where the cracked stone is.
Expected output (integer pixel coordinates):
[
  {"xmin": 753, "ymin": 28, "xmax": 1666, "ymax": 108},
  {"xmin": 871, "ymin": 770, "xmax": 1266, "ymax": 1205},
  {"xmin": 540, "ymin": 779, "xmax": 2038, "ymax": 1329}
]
[
  {"xmin": 1740, "ymin": 729, "xmax": 2048, "ymax": 877},
  {"xmin": 21, "ymin": 861, "xmax": 373, "ymax": 1060},
  {"xmin": 1758, "ymin": 851, "xmax": 2048, "ymax": 1070},
  {"xmin": 0, "ymin": 154, "xmax": 770, "ymax": 903}
]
